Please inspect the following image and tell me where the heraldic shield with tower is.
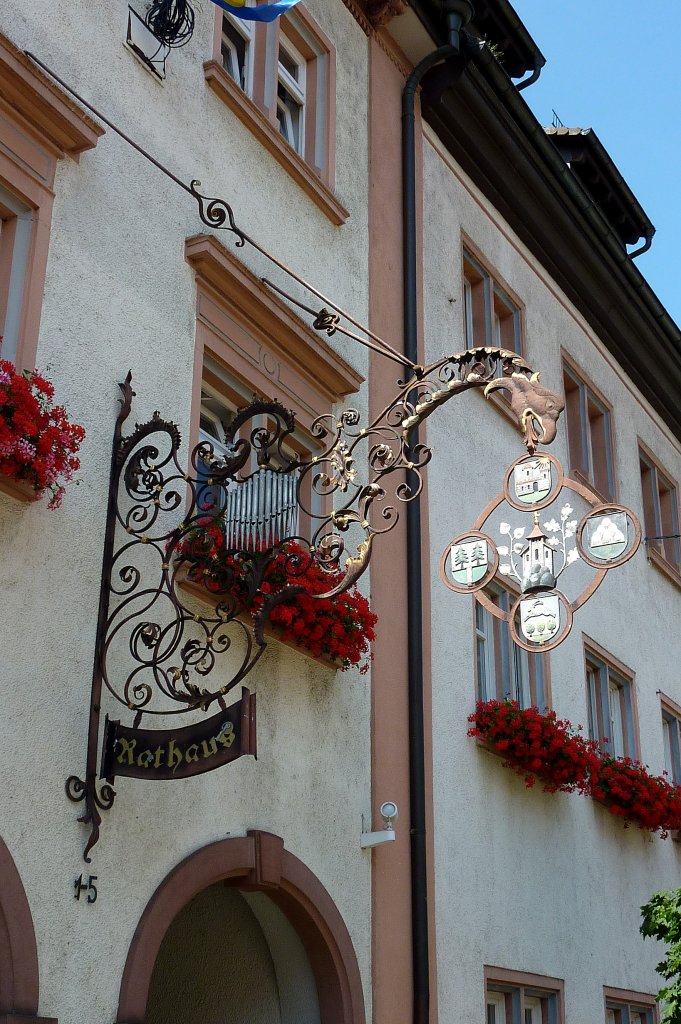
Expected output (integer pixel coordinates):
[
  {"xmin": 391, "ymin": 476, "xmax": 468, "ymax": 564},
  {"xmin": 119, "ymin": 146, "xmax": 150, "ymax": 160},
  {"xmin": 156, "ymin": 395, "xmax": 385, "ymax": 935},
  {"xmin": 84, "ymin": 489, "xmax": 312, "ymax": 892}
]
[{"xmin": 441, "ymin": 444, "xmax": 641, "ymax": 653}]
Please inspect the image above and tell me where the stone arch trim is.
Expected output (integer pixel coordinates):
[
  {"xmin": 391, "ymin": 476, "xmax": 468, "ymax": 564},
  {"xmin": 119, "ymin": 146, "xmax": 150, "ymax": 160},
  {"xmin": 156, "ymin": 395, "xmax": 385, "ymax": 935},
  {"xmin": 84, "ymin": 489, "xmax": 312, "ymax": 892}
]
[
  {"xmin": 0, "ymin": 837, "xmax": 56, "ymax": 1022},
  {"xmin": 116, "ymin": 831, "xmax": 366, "ymax": 1024}
]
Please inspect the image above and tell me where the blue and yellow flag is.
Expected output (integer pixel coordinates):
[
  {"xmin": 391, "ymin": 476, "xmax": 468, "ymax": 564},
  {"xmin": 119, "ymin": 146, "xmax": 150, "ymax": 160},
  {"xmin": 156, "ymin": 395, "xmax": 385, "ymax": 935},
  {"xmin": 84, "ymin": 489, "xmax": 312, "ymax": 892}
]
[{"xmin": 210, "ymin": 0, "xmax": 301, "ymax": 21}]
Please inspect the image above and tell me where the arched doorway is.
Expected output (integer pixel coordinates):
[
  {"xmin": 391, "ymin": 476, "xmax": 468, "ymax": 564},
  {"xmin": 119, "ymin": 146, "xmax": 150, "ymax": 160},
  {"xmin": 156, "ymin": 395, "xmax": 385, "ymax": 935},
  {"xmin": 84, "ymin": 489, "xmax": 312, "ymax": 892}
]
[
  {"xmin": 0, "ymin": 836, "xmax": 55, "ymax": 1022},
  {"xmin": 145, "ymin": 884, "xmax": 320, "ymax": 1024},
  {"xmin": 117, "ymin": 831, "xmax": 365, "ymax": 1024}
]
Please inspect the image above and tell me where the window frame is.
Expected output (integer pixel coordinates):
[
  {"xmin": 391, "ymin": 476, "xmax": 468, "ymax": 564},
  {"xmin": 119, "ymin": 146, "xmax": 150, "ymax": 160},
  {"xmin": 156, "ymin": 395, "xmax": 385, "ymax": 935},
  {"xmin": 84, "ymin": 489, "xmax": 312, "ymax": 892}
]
[
  {"xmin": 583, "ymin": 637, "xmax": 638, "ymax": 759},
  {"xmin": 474, "ymin": 581, "xmax": 550, "ymax": 712},
  {"xmin": 276, "ymin": 34, "xmax": 307, "ymax": 157},
  {"xmin": 198, "ymin": 366, "xmax": 314, "ymax": 547},
  {"xmin": 461, "ymin": 242, "xmax": 524, "ymax": 357},
  {"xmin": 639, "ymin": 439, "xmax": 681, "ymax": 580},
  {"xmin": 204, "ymin": 5, "xmax": 344, "ymax": 224},
  {"xmin": 0, "ymin": 185, "xmax": 34, "ymax": 366},
  {"xmin": 660, "ymin": 693, "xmax": 681, "ymax": 784},
  {"xmin": 0, "ymin": 34, "xmax": 102, "ymax": 372},
  {"xmin": 485, "ymin": 967, "xmax": 565, "ymax": 1024},
  {"xmin": 603, "ymin": 987, "xmax": 658, "ymax": 1024},
  {"xmin": 220, "ymin": 10, "xmax": 255, "ymax": 94},
  {"xmin": 561, "ymin": 352, "xmax": 616, "ymax": 501}
]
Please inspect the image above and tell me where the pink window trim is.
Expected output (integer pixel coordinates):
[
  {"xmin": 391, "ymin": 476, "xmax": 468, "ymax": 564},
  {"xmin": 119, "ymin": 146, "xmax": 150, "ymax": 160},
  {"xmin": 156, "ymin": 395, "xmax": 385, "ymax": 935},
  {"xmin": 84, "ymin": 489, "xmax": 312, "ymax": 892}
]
[{"xmin": 0, "ymin": 31, "xmax": 102, "ymax": 370}]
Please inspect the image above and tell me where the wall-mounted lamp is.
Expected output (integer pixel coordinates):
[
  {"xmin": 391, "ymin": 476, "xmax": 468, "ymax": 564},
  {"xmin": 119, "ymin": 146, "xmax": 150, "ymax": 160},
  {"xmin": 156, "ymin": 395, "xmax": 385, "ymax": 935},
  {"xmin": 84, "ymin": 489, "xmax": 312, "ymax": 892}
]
[{"xmin": 361, "ymin": 801, "xmax": 398, "ymax": 849}]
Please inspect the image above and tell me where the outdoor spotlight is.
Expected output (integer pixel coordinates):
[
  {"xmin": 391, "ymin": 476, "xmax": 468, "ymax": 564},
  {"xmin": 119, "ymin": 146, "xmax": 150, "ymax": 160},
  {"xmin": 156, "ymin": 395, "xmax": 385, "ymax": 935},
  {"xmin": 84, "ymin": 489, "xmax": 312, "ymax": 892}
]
[
  {"xmin": 379, "ymin": 801, "xmax": 399, "ymax": 828},
  {"xmin": 360, "ymin": 801, "xmax": 399, "ymax": 849}
]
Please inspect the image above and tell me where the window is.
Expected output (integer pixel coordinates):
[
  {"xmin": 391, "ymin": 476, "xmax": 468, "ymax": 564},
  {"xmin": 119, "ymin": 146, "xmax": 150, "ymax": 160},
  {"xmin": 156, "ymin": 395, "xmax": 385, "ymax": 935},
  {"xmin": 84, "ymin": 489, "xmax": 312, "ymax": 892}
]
[
  {"xmin": 604, "ymin": 988, "xmax": 657, "ymax": 1023},
  {"xmin": 639, "ymin": 443, "xmax": 681, "ymax": 573},
  {"xmin": 0, "ymin": 33, "xmax": 102, "ymax": 372},
  {"xmin": 220, "ymin": 8, "xmax": 254, "ymax": 92},
  {"xmin": 0, "ymin": 185, "xmax": 33, "ymax": 365},
  {"xmin": 204, "ymin": 5, "xmax": 341, "ymax": 221},
  {"xmin": 198, "ymin": 366, "xmax": 306, "ymax": 548},
  {"xmin": 185, "ymin": 233, "xmax": 362, "ymax": 544},
  {"xmin": 462, "ymin": 248, "xmax": 522, "ymax": 355},
  {"xmin": 475, "ymin": 583, "xmax": 547, "ymax": 711},
  {"xmin": 585, "ymin": 644, "xmax": 637, "ymax": 759},
  {"xmin": 660, "ymin": 696, "xmax": 681, "ymax": 783},
  {"xmin": 562, "ymin": 358, "xmax": 615, "ymax": 499},
  {"xmin": 485, "ymin": 970, "xmax": 563, "ymax": 1024},
  {"xmin": 276, "ymin": 38, "xmax": 306, "ymax": 155},
  {"xmin": 606, "ymin": 1012, "xmax": 655, "ymax": 1024}
]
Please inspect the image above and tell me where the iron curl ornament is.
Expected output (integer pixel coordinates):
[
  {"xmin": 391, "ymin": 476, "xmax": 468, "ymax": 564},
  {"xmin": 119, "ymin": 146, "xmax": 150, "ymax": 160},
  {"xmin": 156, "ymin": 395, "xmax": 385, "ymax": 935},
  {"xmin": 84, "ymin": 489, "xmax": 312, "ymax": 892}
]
[{"xmin": 67, "ymin": 351, "xmax": 564, "ymax": 860}]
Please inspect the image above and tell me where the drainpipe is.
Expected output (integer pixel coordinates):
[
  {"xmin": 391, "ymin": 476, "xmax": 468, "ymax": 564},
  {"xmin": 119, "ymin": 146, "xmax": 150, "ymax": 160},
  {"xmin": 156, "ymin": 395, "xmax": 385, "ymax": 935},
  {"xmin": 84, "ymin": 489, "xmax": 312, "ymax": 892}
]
[
  {"xmin": 401, "ymin": 4, "xmax": 474, "ymax": 1023},
  {"xmin": 517, "ymin": 59, "xmax": 544, "ymax": 91},
  {"xmin": 629, "ymin": 231, "xmax": 654, "ymax": 260}
]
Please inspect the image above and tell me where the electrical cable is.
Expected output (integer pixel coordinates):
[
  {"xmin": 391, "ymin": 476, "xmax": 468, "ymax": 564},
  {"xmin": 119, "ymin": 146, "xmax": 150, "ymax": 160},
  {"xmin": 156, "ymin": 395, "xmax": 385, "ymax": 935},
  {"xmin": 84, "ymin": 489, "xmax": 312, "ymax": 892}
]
[{"xmin": 145, "ymin": 0, "xmax": 196, "ymax": 47}]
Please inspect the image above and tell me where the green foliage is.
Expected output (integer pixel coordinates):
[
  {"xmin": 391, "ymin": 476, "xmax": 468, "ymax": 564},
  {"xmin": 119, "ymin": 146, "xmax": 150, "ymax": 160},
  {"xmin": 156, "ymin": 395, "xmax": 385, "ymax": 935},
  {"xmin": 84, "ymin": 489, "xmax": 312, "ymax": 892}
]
[
  {"xmin": 641, "ymin": 889, "xmax": 681, "ymax": 1023},
  {"xmin": 484, "ymin": 39, "xmax": 505, "ymax": 63}
]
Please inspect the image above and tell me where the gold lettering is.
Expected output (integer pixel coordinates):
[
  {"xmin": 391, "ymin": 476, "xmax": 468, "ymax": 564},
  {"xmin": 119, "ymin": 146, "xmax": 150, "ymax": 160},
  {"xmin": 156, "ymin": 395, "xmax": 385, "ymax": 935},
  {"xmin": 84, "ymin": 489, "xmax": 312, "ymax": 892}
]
[
  {"xmin": 153, "ymin": 746, "xmax": 164, "ymax": 769},
  {"xmin": 137, "ymin": 748, "xmax": 154, "ymax": 769},
  {"xmin": 201, "ymin": 737, "xmax": 218, "ymax": 759},
  {"xmin": 185, "ymin": 743, "xmax": 200, "ymax": 763},
  {"xmin": 167, "ymin": 740, "xmax": 183, "ymax": 774},
  {"xmin": 116, "ymin": 738, "xmax": 136, "ymax": 765}
]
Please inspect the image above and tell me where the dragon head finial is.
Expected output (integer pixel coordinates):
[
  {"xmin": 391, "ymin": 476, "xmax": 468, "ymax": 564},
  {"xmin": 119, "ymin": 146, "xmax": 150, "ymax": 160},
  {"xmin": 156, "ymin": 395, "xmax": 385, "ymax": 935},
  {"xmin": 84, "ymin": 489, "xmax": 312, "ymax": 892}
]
[{"xmin": 483, "ymin": 372, "xmax": 564, "ymax": 453}]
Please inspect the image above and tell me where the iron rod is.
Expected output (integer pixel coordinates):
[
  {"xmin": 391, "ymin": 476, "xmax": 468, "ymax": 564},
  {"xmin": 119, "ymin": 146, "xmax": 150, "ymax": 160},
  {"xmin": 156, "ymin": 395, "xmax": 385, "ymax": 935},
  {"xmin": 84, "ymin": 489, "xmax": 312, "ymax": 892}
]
[{"xmin": 25, "ymin": 51, "xmax": 413, "ymax": 372}]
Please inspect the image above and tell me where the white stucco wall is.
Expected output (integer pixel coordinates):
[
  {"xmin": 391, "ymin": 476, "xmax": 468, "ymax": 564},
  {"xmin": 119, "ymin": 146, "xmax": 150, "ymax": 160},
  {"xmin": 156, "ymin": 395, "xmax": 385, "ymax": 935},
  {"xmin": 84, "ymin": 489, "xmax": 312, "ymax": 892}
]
[
  {"xmin": 422, "ymin": 125, "xmax": 681, "ymax": 1022},
  {"xmin": 0, "ymin": 2, "xmax": 372, "ymax": 1022}
]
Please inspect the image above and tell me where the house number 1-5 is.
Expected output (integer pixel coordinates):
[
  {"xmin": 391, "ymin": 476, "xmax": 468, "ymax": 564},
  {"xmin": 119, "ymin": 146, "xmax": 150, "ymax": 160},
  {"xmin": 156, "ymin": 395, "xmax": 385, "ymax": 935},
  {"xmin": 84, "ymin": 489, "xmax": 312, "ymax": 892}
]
[{"xmin": 74, "ymin": 874, "xmax": 98, "ymax": 903}]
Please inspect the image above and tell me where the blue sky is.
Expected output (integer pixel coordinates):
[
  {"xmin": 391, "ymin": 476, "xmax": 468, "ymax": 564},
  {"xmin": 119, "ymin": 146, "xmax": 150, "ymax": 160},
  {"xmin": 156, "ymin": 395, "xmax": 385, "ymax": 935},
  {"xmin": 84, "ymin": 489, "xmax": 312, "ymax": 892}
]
[{"xmin": 511, "ymin": 0, "xmax": 681, "ymax": 327}]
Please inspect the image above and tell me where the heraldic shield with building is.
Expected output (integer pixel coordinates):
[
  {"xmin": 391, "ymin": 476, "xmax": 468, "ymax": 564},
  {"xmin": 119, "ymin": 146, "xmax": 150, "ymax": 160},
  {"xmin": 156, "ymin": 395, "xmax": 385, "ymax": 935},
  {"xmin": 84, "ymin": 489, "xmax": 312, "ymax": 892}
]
[{"xmin": 441, "ymin": 446, "xmax": 642, "ymax": 654}]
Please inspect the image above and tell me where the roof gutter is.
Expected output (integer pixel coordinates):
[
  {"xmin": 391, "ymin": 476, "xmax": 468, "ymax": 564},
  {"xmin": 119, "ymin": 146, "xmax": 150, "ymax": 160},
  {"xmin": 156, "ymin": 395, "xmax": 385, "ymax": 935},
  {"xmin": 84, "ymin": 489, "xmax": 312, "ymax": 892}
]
[
  {"xmin": 629, "ymin": 231, "xmax": 654, "ymax": 260},
  {"xmin": 408, "ymin": 0, "xmax": 546, "ymax": 81},
  {"xmin": 516, "ymin": 59, "xmax": 543, "ymax": 91}
]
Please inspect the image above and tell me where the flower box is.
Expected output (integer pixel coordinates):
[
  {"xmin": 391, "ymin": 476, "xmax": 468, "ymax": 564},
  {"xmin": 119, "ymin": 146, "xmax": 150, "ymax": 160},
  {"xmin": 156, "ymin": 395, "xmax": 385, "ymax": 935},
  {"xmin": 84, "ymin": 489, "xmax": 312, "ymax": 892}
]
[
  {"xmin": 0, "ymin": 473, "xmax": 37, "ymax": 504},
  {"xmin": 173, "ymin": 525, "xmax": 376, "ymax": 674},
  {"xmin": 469, "ymin": 699, "xmax": 681, "ymax": 838},
  {"xmin": 590, "ymin": 757, "xmax": 681, "ymax": 839},
  {"xmin": 176, "ymin": 566, "xmax": 341, "ymax": 671},
  {"xmin": 468, "ymin": 700, "xmax": 598, "ymax": 793}
]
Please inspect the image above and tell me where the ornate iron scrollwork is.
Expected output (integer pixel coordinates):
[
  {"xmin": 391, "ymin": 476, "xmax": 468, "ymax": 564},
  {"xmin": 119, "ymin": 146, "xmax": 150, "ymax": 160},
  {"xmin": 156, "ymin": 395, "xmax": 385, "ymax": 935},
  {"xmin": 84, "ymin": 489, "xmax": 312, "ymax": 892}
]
[
  {"xmin": 189, "ymin": 180, "xmax": 246, "ymax": 247},
  {"xmin": 67, "ymin": 352, "xmax": 563, "ymax": 860}
]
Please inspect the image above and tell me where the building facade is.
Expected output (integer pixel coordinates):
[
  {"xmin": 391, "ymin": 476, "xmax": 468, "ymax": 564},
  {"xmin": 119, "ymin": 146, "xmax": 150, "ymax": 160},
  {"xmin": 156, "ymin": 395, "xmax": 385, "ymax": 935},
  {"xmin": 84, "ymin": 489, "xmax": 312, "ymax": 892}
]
[{"xmin": 0, "ymin": 1, "xmax": 680, "ymax": 1023}]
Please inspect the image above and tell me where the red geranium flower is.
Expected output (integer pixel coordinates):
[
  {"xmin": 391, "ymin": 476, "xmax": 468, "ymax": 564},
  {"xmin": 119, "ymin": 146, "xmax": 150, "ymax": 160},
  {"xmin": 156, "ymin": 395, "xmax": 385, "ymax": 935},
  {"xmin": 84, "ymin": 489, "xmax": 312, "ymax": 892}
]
[
  {"xmin": 176, "ymin": 523, "xmax": 377, "ymax": 673},
  {"xmin": 0, "ymin": 359, "xmax": 85, "ymax": 508},
  {"xmin": 468, "ymin": 699, "xmax": 600, "ymax": 794},
  {"xmin": 468, "ymin": 699, "xmax": 681, "ymax": 838}
]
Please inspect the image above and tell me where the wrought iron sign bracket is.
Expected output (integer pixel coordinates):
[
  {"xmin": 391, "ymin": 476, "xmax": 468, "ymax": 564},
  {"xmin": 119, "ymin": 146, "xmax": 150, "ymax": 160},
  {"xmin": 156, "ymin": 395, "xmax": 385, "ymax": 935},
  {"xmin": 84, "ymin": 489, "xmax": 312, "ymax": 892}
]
[
  {"xmin": 65, "ymin": 351, "xmax": 567, "ymax": 861},
  {"xmin": 24, "ymin": 52, "xmax": 640, "ymax": 855}
]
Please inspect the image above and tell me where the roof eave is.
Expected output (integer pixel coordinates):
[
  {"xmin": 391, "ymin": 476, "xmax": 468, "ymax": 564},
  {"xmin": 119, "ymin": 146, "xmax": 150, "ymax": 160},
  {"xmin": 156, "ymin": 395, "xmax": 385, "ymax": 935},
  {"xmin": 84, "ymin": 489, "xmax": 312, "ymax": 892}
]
[
  {"xmin": 420, "ymin": 49, "xmax": 681, "ymax": 442},
  {"xmin": 545, "ymin": 127, "xmax": 655, "ymax": 246},
  {"xmin": 408, "ymin": 0, "xmax": 545, "ymax": 79}
]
